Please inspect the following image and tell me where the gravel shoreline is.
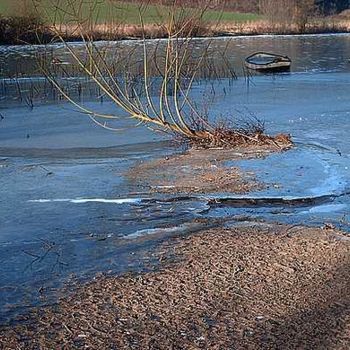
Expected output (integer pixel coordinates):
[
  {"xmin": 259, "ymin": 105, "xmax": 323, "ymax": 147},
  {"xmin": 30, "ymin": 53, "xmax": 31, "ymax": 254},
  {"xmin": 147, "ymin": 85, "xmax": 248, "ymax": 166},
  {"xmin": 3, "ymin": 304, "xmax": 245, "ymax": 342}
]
[
  {"xmin": 128, "ymin": 144, "xmax": 290, "ymax": 195},
  {"xmin": 1, "ymin": 223, "xmax": 349, "ymax": 349}
]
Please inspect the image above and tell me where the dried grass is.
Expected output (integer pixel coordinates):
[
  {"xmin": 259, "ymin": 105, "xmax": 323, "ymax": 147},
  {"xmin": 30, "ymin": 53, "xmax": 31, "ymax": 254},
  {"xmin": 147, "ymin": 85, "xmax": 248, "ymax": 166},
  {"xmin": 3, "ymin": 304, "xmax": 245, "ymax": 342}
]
[
  {"xmin": 52, "ymin": 20, "xmax": 212, "ymax": 41},
  {"xmin": 1, "ymin": 15, "xmax": 349, "ymax": 45},
  {"xmin": 217, "ymin": 18, "xmax": 350, "ymax": 35},
  {"xmin": 52, "ymin": 18, "xmax": 350, "ymax": 42}
]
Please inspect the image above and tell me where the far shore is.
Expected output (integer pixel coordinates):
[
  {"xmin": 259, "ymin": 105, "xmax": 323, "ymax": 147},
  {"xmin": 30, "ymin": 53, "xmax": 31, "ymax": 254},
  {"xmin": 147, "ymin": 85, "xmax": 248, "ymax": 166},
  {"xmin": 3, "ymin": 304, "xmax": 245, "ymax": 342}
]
[
  {"xmin": 1, "ymin": 18, "xmax": 350, "ymax": 45},
  {"xmin": 58, "ymin": 20, "xmax": 350, "ymax": 41}
]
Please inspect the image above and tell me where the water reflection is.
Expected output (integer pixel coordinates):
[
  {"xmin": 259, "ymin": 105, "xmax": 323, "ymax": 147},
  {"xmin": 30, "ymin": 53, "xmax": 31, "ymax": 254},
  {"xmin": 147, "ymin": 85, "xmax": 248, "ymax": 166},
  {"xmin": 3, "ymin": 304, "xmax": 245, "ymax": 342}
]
[
  {"xmin": 1, "ymin": 34, "xmax": 350, "ymax": 78},
  {"xmin": 1, "ymin": 34, "xmax": 350, "ymax": 106}
]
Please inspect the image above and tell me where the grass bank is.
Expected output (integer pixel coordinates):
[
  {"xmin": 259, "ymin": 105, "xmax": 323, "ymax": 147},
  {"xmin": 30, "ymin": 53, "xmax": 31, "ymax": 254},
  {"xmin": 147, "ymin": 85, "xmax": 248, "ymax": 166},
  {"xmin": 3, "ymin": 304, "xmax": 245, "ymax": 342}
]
[
  {"xmin": 0, "ymin": 0, "xmax": 260, "ymax": 44},
  {"xmin": 0, "ymin": 1, "xmax": 349, "ymax": 44},
  {"xmin": 0, "ymin": 1, "xmax": 261, "ymax": 24}
]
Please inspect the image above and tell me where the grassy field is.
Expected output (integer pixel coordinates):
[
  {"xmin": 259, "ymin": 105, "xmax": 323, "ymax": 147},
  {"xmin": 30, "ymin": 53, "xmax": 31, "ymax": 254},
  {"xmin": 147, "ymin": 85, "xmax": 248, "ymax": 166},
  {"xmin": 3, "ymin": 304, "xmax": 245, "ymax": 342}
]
[{"xmin": 0, "ymin": 0, "xmax": 261, "ymax": 24}]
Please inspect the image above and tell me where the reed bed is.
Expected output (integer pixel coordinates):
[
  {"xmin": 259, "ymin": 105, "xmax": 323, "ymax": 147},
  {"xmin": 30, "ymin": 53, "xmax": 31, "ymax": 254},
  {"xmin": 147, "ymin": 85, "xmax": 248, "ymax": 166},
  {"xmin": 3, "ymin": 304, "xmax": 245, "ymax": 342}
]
[
  {"xmin": 1, "ymin": 15, "xmax": 349, "ymax": 45},
  {"xmin": 47, "ymin": 19, "xmax": 350, "ymax": 42},
  {"xmin": 218, "ymin": 18, "xmax": 350, "ymax": 36},
  {"xmin": 52, "ymin": 21, "xmax": 213, "ymax": 41}
]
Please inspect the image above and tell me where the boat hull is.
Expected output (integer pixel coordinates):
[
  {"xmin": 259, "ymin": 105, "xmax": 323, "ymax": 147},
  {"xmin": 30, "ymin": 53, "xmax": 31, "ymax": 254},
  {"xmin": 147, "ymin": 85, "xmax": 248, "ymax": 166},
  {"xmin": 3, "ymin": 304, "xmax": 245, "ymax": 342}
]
[{"xmin": 245, "ymin": 52, "xmax": 291, "ymax": 72}]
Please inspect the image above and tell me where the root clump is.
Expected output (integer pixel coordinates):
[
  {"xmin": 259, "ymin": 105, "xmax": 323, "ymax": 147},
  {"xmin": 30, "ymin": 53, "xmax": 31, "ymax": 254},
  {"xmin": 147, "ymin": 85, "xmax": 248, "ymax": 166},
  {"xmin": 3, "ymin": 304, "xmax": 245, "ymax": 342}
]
[{"xmin": 187, "ymin": 128, "xmax": 293, "ymax": 151}]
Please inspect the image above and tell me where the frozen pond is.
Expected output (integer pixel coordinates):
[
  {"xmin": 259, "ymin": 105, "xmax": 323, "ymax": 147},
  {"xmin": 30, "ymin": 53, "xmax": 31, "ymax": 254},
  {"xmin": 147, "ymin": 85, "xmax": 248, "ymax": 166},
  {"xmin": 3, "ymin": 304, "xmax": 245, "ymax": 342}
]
[{"xmin": 0, "ymin": 34, "xmax": 350, "ymax": 322}]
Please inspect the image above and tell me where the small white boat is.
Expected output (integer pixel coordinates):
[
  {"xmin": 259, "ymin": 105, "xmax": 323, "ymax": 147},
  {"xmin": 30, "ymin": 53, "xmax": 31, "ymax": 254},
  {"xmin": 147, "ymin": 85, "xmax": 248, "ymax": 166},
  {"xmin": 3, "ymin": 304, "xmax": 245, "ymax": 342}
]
[{"xmin": 245, "ymin": 52, "xmax": 291, "ymax": 72}]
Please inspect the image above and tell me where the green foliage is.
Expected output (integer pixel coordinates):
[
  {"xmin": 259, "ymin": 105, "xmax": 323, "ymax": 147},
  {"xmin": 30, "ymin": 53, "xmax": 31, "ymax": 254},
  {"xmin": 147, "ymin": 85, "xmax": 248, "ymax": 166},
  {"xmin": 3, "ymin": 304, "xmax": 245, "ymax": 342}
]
[{"xmin": 0, "ymin": 0, "xmax": 260, "ymax": 25}]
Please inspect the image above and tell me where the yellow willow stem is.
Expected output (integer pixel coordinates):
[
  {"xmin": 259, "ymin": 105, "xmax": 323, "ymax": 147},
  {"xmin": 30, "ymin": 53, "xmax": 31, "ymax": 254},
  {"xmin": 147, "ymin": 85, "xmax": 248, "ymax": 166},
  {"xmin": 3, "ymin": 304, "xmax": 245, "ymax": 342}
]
[
  {"xmin": 81, "ymin": 34, "xmax": 142, "ymax": 115},
  {"xmin": 88, "ymin": 40, "xmax": 145, "ymax": 116},
  {"xmin": 173, "ymin": 46, "xmax": 194, "ymax": 135}
]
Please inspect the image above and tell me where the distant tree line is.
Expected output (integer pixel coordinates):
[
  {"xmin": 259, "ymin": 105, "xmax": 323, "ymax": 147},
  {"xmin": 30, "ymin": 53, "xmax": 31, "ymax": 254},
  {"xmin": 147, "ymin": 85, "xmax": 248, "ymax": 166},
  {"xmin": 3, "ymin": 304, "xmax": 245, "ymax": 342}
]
[
  {"xmin": 124, "ymin": 0, "xmax": 349, "ymax": 14},
  {"xmin": 123, "ymin": 0, "xmax": 259, "ymax": 12},
  {"xmin": 315, "ymin": 0, "xmax": 350, "ymax": 13}
]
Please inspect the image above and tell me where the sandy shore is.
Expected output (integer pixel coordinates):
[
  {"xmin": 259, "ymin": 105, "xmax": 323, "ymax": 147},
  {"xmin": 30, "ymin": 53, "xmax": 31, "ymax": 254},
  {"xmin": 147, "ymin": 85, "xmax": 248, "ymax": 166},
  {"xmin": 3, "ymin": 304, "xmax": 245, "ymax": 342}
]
[
  {"xmin": 128, "ymin": 143, "xmax": 291, "ymax": 194},
  {"xmin": 1, "ymin": 222, "xmax": 349, "ymax": 349}
]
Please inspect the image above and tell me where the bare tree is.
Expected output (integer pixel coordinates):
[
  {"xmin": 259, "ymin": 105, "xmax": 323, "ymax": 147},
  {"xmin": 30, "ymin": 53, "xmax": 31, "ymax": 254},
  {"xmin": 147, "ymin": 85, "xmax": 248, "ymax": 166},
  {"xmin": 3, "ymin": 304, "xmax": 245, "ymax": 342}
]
[
  {"xmin": 259, "ymin": 0, "xmax": 315, "ymax": 32},
  {"xmin": 294, "ymin": 0, "xmax": 315, "ymax": 32},
  {"xmin": 37, "ymin": 0, "xmax": 286, "ymax": 148}
]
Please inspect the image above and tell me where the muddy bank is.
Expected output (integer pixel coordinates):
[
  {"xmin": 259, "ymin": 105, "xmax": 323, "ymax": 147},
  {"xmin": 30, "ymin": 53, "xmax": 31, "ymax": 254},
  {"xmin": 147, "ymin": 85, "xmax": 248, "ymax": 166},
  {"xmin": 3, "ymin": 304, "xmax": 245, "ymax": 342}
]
[
  {"xmin": 1, "ymin": 223, "xmax": 349, "ymax": 349},
  {"xmin": 128, "ymin": 144, "xmax": 291, "ymax": 194}
]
